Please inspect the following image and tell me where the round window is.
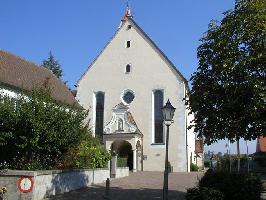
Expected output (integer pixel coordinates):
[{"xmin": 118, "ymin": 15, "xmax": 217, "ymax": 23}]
[{"xmin": 123, "ymin": 91, "xmax": 135, "ymax": 104}]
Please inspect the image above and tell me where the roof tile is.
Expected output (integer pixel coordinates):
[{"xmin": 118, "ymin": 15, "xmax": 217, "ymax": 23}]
[
  {"xmin": 0, "ymin": 50, "xmax": 78, "ymax": 106},
  {"xmin": 195, "ymin": 139, "xmax": 203, "ymax": 153}
]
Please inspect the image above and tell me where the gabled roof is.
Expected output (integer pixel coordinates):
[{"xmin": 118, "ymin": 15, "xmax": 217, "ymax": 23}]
[
  {"xmin": 195, "ymin": 139, "xmax": 203, "ymax": 153},
  {"xmin": 210, "ymin": 154, "xmax": 219, "ymax": 161},
  {"xmin": 127, "ymin": 18, "xmax": 188, "ymax": 84},
  {"xmin": 0, "ymin": 50, "xmax": 78, "ymax": 106},
  {"xmin": 77, "ymin": 16, "xmax": 188, "ymax": 88}
]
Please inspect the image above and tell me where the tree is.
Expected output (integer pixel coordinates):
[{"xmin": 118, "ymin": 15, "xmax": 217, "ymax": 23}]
[
  {"xmin": 42, "ymin": 51, "xmax": 63, "ymax": 79},
  {"xmin": 0, "ymin": 89, "xmax": 102, "ymax": 170},
  {"xmin": 188, "ymin": 0, "xmax": 266, "ymax": 170}
]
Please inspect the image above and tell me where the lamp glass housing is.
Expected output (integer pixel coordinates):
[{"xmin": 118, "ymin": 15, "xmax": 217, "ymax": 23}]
[{"xmin": 162, "ymin": 99, "xmax": 176, "ymax": 123}]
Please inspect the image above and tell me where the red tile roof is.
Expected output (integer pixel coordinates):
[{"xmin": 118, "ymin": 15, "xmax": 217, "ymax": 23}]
[
  {"xmin": 257, "ymin": 136, "xmax": 266, "ymax": 152},
  {"xmin": 195, "ymin": 139, "xmax": 203, "ymax": 153},
  {"xmin": 210, "ymin": 154, "xmax": 219, "ymax": 161},
  {"xmin": 0, "ymin": 50, "xmax": 78, "ymax": 106}
]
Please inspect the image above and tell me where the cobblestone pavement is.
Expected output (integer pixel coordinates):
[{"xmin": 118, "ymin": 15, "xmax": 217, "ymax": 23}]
[{"xmin": 44, "ymin": 172, "xmax": 203, "ymax": 200}]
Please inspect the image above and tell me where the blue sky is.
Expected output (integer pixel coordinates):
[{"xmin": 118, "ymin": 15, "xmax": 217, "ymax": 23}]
[{"xmin": 0, "ymin": 0, "xmax": 256, "ymax": 153}]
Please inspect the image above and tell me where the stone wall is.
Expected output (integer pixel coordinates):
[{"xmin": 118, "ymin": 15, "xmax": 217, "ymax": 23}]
[
  {"xmin": 115, "ymin": 167, "xmax": 129, "ymax": 178},
  {"xmin": 0, "ymin": 167, "xmax": 129, "ymax": 200}
]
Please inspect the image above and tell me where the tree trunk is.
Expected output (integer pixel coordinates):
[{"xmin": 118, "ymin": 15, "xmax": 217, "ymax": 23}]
[
  {"xmin": 237, "ymin": 140, "xmax": 240, "ymax": 172},
  {"xmin": 228, "ymin": 140, "xmax": 232, "ymax": 173},
  {"xmin": 246, "ymin": 141, "xmax": 249, "ymax": 173}
]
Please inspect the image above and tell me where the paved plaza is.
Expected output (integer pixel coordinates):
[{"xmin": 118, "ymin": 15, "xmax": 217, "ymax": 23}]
[{"xmin": 44, "ymin": 172, "xmax": 203, "ymax": 200}]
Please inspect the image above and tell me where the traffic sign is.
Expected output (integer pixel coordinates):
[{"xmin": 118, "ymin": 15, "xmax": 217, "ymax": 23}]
[{"xmin": 18, "ymin": 176, "xmax": 34, "ymax": 193}]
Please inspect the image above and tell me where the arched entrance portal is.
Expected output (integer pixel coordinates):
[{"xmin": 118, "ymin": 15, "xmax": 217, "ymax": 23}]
[{"xmin": 111, "ymin": 140, "xmax": 133, "ymax": 170}]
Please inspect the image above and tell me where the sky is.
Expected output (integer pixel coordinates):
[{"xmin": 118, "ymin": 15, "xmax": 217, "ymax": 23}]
[{"xmin": 0, "ymin": 0, "xmax": 257, "ymax": 154}]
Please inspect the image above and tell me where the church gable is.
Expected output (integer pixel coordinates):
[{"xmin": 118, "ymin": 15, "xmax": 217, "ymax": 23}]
[
  {"xmin": 78, "ymin": 16, "xmax": 187, "ymax": 86},
  {"xmin": 76, "ymin": 8, "xmax": 192, "ymax": 172},
  {"xmin": 126, "ymin": 18, "xmax": 187, "ymax": 83}
]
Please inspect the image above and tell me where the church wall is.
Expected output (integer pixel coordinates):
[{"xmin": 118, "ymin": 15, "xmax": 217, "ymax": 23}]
[
  {"xmin": 186, "ymin": 107, "xmax": 196, "ymax": 172},
  {"xmin": 77, "ymin": 20, "xmax": 189, "ymax": 172}
]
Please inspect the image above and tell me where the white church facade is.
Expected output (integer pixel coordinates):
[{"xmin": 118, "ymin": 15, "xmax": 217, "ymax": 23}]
[{"xmin": 76, "ymin": 9, "xmax": 195, "ymax": 172}]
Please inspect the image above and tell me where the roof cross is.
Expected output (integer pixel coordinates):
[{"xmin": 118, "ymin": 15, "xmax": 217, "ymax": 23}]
[{"xmin": 122, "ymin": 1, "xmax": 133, "ymax": 20}]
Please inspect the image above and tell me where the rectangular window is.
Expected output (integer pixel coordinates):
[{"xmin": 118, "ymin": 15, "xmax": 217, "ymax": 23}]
[
  {"xmin": 95, "ymin": 92, "xmax": 105, "ymax": 142},
  {"xmin": 125, "ymin": 64, "xmax": 131, "ymax": 73},
  {"xmin": 126, "ymin": 41, "xmax": 131, "ymax": 48},
  {"xmin": 153, "ymin": 90, "xmax": 164, "ymax": 144}
]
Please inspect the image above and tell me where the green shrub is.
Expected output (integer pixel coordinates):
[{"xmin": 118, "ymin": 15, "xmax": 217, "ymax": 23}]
[
  {"xmin": 0, "ymin": 89, "xmax": 111, "ymax": 170},
  {"xmin": 57, "ymin": 134, "xmax": 111, "ymax": 169},
  {"xmin": 218, "ymin": 155, "xmax": 250, "ymax": 172},
  {"xmin": 186, "ymin": 187, "xmax": 224, "ymax": 200},
  {"xmin": 200, "ymin": 187, "xmax": 224, "ymax": 200},
  {"xmin": 190, "ymin": 163, "xmax": 199, "ymax": 171},
  {"xmin": 117, "ymin": 157, "xmax": 127, "ymax": 167},
  {"xmin": 199, "ymin": 171, "xmax": 262, "ymax": 200},
  {"xmin": 253, "ymin": 152, "xmax": 266, "ymax": 167},
  {"xmin": 204, "ymin": 161, "xmax": 210, "ymax": 168},
  {"xmin": 186, "ymin": 187, "xmax": 201, "ymax": 200}
]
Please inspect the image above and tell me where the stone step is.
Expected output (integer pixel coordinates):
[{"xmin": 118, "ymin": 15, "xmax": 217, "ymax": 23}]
[
  {"xmin": 260, "ymin": 179, "xmax": 266, "ymax": 200},
  {"xmin": 261, "ymin": 192, "xmax": 266, "ymax": 200},
  {"xmin": 262, "ymin": 180, "xmax": 266, "ymax": 190}
]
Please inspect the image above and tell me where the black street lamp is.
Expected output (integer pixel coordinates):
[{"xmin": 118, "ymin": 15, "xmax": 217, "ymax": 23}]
[{"xmin": 161, "ymin": 99, "xmax": 176, "ymax": 200}]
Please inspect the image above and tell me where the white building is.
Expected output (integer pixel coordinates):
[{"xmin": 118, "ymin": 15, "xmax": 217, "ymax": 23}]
[{"xmin": 76, "ymin": 8, "xmax": 195, "ymax": 172}]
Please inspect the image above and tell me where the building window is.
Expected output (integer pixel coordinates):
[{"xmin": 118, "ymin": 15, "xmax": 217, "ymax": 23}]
[
  {"xmin": 126, "ymin": 41, "xmax": 131, "ymax": 48},
  {"xmin": 154, "ymin": 90, "xmax": 164, "ymax": 143},
  {"xmin": 95, "ymin": 92, "xmax": 104, "ymax": 141},
  {"xmin": 125, "ymin": 64, "xmax": 131, "ymax": 73},
  {"xmin": 122, "ymin": 91, "xmax": 135, "ymax": 104},
  {"xmin": 127, "ymin": 25, "xmax": 132, "ymax": 30}
]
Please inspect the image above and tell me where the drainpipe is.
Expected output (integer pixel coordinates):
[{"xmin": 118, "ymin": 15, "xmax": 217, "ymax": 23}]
[
  {"xmin": 184, "ymin": 84, "xmax": 189, "ymax": 172},
  {"xmin": 185, "ymin": 112, "xmax": 188, "ymax": 172},
  {"xmin": 141, "ymin": 135, "xmax": 144, "ymax": 171}
]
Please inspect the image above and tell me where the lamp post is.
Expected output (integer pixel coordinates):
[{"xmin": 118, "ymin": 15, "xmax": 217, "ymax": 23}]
[{"xmin": 162, "ymin": 99, "xmax": 176, "ymax": 200}]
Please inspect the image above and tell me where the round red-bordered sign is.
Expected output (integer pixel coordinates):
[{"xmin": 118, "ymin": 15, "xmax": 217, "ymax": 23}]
[{"xmin": 18, "ymin": 176, "xmax": 34, "ymax": 193}]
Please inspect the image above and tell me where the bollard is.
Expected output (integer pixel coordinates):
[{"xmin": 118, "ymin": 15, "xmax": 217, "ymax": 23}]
[{"xmin": 105, "ymin": 178, "xmax": 110, "ymax": 199}]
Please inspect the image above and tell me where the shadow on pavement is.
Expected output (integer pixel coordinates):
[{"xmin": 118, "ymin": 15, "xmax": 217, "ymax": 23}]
[{"xmin": 46, "ymin": 185, "xmax": 186, "ymax": 200}]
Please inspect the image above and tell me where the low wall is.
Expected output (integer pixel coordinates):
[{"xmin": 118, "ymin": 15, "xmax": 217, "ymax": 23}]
[
  {"xmin": 115, "ymin": 167, "xmax": 129, "ymax": 178},
  {"xmin": 0, "ymin": 167, "xmax": 129, "ymax": 200}
]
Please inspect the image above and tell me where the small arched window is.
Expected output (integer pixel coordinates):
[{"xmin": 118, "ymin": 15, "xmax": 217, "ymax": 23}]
[{"xmin": 126, "ymin": 64, "xmax": 131, "ymax": 73}]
